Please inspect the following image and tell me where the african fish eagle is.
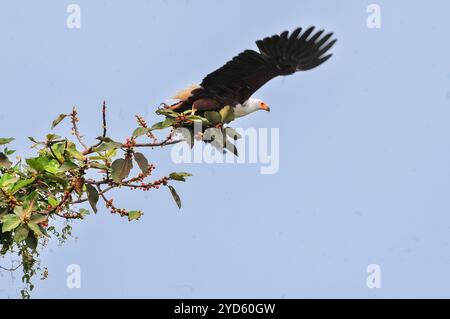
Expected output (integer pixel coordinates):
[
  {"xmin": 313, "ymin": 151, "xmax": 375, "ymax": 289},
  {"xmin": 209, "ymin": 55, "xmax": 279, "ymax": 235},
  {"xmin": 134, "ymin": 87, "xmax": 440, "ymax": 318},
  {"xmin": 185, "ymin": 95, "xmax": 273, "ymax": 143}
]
[{"xmin": 168, "ymin": 26, "xmax": 336, "ymax": 118}]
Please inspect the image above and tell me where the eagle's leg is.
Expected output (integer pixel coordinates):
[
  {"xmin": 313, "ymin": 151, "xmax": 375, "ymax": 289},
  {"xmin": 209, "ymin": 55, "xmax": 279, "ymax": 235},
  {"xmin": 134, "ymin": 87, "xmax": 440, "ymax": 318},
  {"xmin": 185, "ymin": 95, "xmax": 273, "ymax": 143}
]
[{"xmin": 166, "ymin": 101, "xmax": 183, "ymax": 110}]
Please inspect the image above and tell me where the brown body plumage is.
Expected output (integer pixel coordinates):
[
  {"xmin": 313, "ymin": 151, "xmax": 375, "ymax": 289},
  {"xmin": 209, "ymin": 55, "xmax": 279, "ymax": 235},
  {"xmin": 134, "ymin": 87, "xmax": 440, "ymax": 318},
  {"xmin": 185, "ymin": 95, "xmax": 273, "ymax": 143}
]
[{"xmin": 167, "ymin": 27, "xmax": 337, "ymax": 116}]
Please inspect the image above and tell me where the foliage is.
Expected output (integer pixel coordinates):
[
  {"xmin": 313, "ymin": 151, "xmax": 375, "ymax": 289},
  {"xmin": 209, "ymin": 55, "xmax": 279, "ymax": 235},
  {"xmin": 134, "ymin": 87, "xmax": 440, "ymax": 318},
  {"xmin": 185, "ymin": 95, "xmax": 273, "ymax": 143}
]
[
  {"xmin": 154, "ymin": 105, "xmax": 242, "ymax": 156},
  {"xmin": 0, "ymin": 102, "xmax": 197, "ymax": 298}
]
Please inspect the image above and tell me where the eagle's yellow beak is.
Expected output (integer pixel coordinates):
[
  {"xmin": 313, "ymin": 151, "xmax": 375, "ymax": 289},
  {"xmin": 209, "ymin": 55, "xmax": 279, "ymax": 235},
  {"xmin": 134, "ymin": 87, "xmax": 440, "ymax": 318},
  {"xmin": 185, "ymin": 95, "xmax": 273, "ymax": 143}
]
[{"xmin": 259, "ymin": 102, "xmax": 270, "ymax": 112}]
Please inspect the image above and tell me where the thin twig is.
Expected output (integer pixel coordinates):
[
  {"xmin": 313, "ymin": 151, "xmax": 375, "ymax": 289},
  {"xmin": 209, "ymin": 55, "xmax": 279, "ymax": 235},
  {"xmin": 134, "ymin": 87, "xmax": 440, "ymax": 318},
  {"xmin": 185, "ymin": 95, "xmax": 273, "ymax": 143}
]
[
  {"xmin": 133, "ymin": 139, "xmax": 183, "ymax": 148},
  {"xmin": 101, "ymin": 101, "xmax": 107, "ymax": 138},
  {"xmin": 81, "ymin": 102, "xmax": 110, "ymax": 155},
  {"xmin": 70, "ymin": 185, "xmax": 115, "ymax": 205},
  {"xmin": 0, "ymin": 263, "xmax": 22, "ymax": 272},
  {"xmin": 71, "ymin": 106, "xmax": 88, "ymax": 150}
]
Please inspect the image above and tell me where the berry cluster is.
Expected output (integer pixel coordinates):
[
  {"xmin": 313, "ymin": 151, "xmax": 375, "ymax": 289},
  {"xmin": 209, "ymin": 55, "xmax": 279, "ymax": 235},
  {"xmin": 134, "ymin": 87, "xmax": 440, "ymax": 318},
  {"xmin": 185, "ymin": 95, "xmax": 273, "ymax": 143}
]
[
  {"xmin": 135, "ymin": 115, "xmax": 155, "ymax": 139},
  {"xmin": 105, "ymin": 198, "xmax": 129, "ymax": 217},
  {"xmin": 124, "ymin": 138, "xmax": 136, "ymax": 149},
  {"xmin": 134, "ymin": 176, "xmax": 169, "ymax": 191}
]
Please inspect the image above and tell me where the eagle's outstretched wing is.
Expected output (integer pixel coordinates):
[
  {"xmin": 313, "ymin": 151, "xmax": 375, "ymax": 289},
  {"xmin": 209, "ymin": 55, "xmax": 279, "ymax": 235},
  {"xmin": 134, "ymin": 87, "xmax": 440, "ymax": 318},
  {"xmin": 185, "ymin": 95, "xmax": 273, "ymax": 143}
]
[{"xmin": 198, "ymin": 27, "xmax": 336, "ymax": 105}]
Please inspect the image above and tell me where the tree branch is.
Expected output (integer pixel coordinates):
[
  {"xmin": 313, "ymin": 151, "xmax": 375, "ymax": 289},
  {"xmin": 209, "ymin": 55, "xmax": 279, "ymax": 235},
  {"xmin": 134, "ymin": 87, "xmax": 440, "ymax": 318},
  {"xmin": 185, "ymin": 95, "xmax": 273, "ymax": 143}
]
[{"xmin": 71, "ymin": 106, "xmax": 88, "ymax": 150}]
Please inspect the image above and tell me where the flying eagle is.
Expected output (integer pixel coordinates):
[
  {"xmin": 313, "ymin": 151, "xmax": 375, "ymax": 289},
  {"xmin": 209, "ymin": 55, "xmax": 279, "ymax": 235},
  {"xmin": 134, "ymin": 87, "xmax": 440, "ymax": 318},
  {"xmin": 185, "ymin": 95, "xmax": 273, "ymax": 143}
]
[{"xmin": 167, "ymin": 26, "xmax": 336, "ymax": 118}]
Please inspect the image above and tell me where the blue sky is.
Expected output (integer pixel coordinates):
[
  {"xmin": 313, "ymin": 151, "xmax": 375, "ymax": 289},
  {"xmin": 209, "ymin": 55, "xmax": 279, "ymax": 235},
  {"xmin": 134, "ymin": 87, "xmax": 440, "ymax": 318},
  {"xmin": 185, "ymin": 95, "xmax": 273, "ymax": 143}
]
[{"xmin": 1, "ymin": 0, "xmax": 450, "ymax": 298}]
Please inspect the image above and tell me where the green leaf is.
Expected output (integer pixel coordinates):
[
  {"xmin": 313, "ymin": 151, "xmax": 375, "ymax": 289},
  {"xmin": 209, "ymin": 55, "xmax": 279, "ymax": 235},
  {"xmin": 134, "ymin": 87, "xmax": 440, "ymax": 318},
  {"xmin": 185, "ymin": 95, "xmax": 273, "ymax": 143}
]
[
  {"xmin": 128, "ymin": 210, "xmax": 143, "ymax": 221},
  {"xmin": 89, "ymin": 162, "xmax": 109, "ymax": 170},
  {"xmin": 123, "ymin": 156, "xmax": 133, "ymax": 179},
  {"xmin": 29, "ymin": 214, "xmax": 48, "ymax": 225},
  {"xmin": 132, "ymin": 127, "xmax": 152, "ymax": 137},
  {"xmin": 163, "ymin": 117, "xmax": 176, "ymax": 127},
  {"xmin": 48, "ymin": 197, "xmax": 59, "ymax": 208},
  {"xmin": 134, "ymin": 152, "xmax": 149, "ymax": 174},
  {"xmin": 204, "ymin": 111, "xmax": 222, "ymax": 125},
  {"xmin": 111, "ymin": 159, "xmax": 125, "ymax": 183},
  {"xmin": 111, "ymin": 157, "xmax": 133, "ymax": 183},
  {"xmin": 96, "ymin": 136, "xmax": 122, "ymax": 144},
  {"xmin": 187, "ymin": 115, "xmax": 211, "ymax": 126},
  {"xmin": 14, "ymin": 225, "xmax": 29, "ymax": 244},
  {"xmin": 51, "ymin": 114, "xmax": 67, "ymax": 129},
  {"xmin": 58, "ymin": 160, "xmax": 78, "ymax": 173},
  {"xmin": 156, "ymin": 109, "xmax": 180, "ymax": 118},
  {"xmin": 25, "ymin": 232, "xmax": 38, "ymax": 250},
  {"xmin": 151, "ymin": 117, "xmax": 176, "ymax": 130},
  {"xmin": 0, "ymin": 138, "xmax": 14, "ymax": 145},
  {"xmin": 26, "ymin": 156, "xmax": 49, "ymax": 172},
  {"xmin": 187, "ymin": 115, "xmax": 206, "ymax": 121},
  {"xmin": 168, "ymin": 185, "xmax": 182, "ymax": 209},
  {"xmin": 106, "ymin": 148, "xmax": 117, "ymax": 158},
  {"xmin": 0, "ymin": 173, "xmax": 17, "ymax": 188},
  {"xmin": 169, "ymin": 172, "xmax": 192, "ymax": 182},
  {"xmin": 23, "ymin": 192, "xmax": 38, "ymax": 206},
  {"xmin": 96, "ymin": 137, "xmax": 113, "ymax": 142},
  {"xmin": 26, "ymin": 157, "xmax": 43, "ymax": 171},
  {"xmin": 46, "ymin": 134, "xmax": 61, "ymax": 141},
  {"xmin": 10, "ymin": 178, "xmax": 35, "ymax": 194},
  {"xmin": 26, "ymin": 156, "xmax": 63, "ymax": 174},
  {"xmin": 28, "ymin": 222, "xmax": 44, "ymax": 237},
  {"xmin": 65, "ymin": 142, "xmax": 85, "ymax": 161},
  {"xmin": 50, "ymin": 144, "xmax": 65, "ymax": 163},
  {"xmin": 1, "ymin": 214, "xmax": 21, "ymax": 232},
  {"xmin": 79, "ymin": 208, "xmax": 90, "ymax": 218},
  {"xmin": 4, "ymin": 148, "xmax": 15, "ymax": 156},
  {"xmin": 0, "ymin": 207, "xmax": 9, "ymax": 218},
  {"xmin": 150, "ymin": 121, "xmax": 165, "ymax": 130},
  {"xmin": 89, "ymin": 155, "xmax": 106, "ymax": 161},
  {"xmin": 13, "ymin": 206, "xmax": 25, "ymax": 218},
  {"xmin": 95, "ymin": 141, "xmax": 123, "ymax": 152},
  {"xmin": 85, "ymin": 184, "xmax": 99, "ymax": 214},
  {"xmin": 44, "ymin": 159, "xmax": 60, "ymax": 174},
  {"xmin": 28, "ymin": 136, "xmax": 42, "ymax": 144},
  {"xmin": 219, "ymin": 105, "xmax": 235, "ymax": 124},
  {"xmin": 15, "ymin": 200, "xmax": 35, "ymax": 220},
  {"xmin": 0, "ymin": 152, "xmax": 12, "ymax": 168}
]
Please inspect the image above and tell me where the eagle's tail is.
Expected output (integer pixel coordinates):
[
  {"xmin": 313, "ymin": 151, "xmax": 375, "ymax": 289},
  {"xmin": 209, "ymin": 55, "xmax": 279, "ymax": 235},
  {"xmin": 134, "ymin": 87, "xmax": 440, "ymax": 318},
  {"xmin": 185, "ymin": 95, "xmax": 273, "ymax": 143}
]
[
  {"xmin": 172, "ymin": 84, "xmax": 202, "ymax": 101},
  {"xmin": 256, "ymin": 26, "xmax": 337, "ymax": 75}
]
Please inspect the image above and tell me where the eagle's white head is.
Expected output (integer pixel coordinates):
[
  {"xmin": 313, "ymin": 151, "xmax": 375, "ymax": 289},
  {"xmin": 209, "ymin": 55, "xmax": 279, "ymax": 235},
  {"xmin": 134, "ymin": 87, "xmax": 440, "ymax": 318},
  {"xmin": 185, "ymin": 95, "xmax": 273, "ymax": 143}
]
[{"xmin": 234, "ymin": 98, "xmax": 270, "ymax": 118}]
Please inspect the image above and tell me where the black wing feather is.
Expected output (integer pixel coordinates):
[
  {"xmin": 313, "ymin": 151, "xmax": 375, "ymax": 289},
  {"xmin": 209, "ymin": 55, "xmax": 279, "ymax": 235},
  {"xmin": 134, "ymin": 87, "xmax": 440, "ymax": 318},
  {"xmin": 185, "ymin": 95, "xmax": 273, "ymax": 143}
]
[{"xmin": 197, "ymin": 27, "xmax": 336, "ymax": 105}]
